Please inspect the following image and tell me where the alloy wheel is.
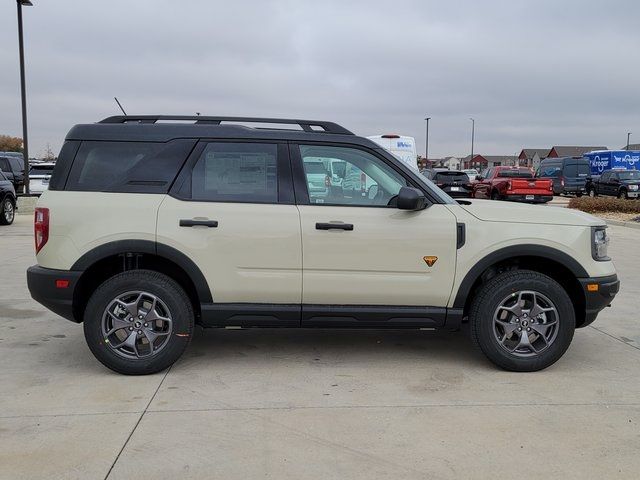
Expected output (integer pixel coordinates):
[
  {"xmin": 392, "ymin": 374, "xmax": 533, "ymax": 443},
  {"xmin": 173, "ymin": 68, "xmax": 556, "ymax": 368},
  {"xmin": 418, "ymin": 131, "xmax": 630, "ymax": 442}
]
[
  {"xmin": 3, "ymin": 199, "xmax": 14, "ymax": 223},
  {"xmin": 102, "ymin": 291, "xmax": 173, "ymax": 359},
  {"xmin": 492, "ymin": 290, "xmax": 559, "ymax": 357}
]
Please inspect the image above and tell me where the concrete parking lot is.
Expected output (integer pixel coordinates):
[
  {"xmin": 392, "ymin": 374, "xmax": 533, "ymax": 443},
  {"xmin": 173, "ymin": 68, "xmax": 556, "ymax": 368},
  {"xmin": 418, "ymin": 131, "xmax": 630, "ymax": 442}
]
[{"xmin": 1, "ymin": 213, "xmax": 639, "ymax": 480}]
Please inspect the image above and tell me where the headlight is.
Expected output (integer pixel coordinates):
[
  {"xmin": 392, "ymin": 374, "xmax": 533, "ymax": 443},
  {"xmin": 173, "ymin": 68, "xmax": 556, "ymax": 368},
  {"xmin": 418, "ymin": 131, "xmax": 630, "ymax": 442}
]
[
  {"xmin": 629, "ymin": 184, "xmax": 638, "ymax": 191},
  {"xmin": 592, "ymin": 226, "xmax": 610, "ymax": 261}
]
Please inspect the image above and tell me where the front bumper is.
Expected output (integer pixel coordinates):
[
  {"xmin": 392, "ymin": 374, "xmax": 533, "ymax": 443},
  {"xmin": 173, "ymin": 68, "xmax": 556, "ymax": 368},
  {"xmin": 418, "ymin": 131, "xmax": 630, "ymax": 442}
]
[
  {"xmin": 27, "ymin": 265, "xmax": 82, "ymax": 322},
  {"xmin": 578, "ymin": 274, "xmax": 620, "ymax": 327}
]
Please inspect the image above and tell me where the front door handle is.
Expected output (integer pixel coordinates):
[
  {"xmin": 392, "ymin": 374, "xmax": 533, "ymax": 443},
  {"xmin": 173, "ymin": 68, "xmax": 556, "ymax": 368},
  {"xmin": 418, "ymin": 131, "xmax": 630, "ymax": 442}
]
[
  {"xmin": 316, "ymin": 222, "xmax": 354, "ymax": 231},
  {"xmin": 179, "ymin": 219, "xmax": 218, "ymax": 228}
]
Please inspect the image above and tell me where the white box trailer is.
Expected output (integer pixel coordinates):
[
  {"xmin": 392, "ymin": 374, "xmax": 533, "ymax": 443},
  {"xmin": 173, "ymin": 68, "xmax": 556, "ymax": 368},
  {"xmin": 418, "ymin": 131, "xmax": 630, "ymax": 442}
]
[{"xmin": 367, "ymin": 134, "xmax": 418, "ymax": 172}]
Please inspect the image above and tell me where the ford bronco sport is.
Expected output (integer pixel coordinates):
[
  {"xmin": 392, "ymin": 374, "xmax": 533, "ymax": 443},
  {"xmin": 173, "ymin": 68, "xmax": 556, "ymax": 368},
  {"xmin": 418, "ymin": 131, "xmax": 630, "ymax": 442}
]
[{"xmin": 27, "ymin": 116, "xmax": 619, "ymax": 375}]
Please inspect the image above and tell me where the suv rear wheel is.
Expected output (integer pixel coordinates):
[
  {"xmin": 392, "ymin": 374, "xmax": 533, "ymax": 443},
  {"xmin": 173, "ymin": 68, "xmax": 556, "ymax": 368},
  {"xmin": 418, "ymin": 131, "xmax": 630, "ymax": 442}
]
[
  {"xmin": 83, "ymin": 270, "xmax": 194, "ymax": 375},
  {"xmin": 470, "ymin": 270, "xmax": 575, "ymax": 371},
  {"xmin": 0, "ymin": 197, "xmax": 15, "ymax": 225}
]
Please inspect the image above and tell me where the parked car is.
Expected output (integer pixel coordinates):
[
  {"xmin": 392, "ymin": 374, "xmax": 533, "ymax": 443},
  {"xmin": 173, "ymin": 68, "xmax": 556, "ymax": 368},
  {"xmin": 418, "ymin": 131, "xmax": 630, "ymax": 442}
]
[
  {"xmin": 422, "ymin": 169, "xmax": 472, "ymax": 198},
  {"xmin": 29, "ymin": 162, "xmax": 56, "ymax": 195},
  {"xmin": 0, "ymin": 170, "xmax": 17, "ymax": 225},
  {"xmin": 535, "ymin": 157, "xmax": 590, "ymax": 196},
  {"xmin": 585, "ymin": 169, "xmax": 640, "ymax": 199},
  {"xmin": 0, "ymin": 155, "xmax": 25, "ymax": 194},
  {"xmin": 27, "ymin": 115, "xmax": 618, "ymax": 375},
  {"xmin": 462, "ymin": 168, "xmax": 478, "ymax": 181},
  {"xmin": 473, "ymin": 166, "xmax": 553, "ymax": 203}
]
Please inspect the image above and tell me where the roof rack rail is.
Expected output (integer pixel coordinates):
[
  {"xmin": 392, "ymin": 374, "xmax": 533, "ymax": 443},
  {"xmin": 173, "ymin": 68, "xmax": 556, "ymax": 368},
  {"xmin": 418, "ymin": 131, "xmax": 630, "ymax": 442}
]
[{"xmin": 98, "ymin": 115, "xmax": 354, "ymax": 135}]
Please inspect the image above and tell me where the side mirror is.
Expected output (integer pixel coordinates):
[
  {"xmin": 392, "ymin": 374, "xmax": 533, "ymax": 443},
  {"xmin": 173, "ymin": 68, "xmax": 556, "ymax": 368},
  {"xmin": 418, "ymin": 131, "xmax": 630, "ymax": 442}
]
[
  {"xmin": 397, "ymin": 186, "xmax": 428, "ymax": 211},
  {"xmin": 475, "ymin": 175, "xmax": 483, "ymax": 181}
]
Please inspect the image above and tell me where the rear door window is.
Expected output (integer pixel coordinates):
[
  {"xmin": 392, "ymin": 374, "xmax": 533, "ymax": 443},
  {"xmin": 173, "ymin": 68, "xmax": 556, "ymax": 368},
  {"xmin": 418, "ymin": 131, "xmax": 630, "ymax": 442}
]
[
  {"xmin": 65, "ymin": 140, "xmax": 195, "ymax": 193},
  {"xmin": 563, "ymin": 163, "xmax": 590, "ymax": 177},
  {"xmin": 0, "ymin": 158, "xmax": 10, "ymax": 173},
  {"xmin": 185, "ymin": 142, "xmax": 279, "ymax": 203}
]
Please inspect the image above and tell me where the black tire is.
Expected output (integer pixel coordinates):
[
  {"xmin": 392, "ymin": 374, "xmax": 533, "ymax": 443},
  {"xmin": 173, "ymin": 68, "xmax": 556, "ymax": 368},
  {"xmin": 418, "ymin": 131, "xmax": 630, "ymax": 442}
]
[
  {"xmin": 588, "ymin": 188, "xmax": 597, "ymax": 197},
  {"xmin": 618, "ymin": 189, "xmax": 628, "ymax": 199},
  {"xmin": 575, "ymin": 192, "xmax": 583, "ymax": 198},
  {"xmin": 490, "ymin": 190, "xmax": 501, "ymax": 201},
  {"xmin": 83, "ymin": 270, "xmax": 194, "ymax": 375},
  {"xmin": 469, "ymin": 270, "xmax": 575, "ymax": 372},
  {"xmin": 0, "ymin": 197, "xmax": 15, "ymax": 225}
]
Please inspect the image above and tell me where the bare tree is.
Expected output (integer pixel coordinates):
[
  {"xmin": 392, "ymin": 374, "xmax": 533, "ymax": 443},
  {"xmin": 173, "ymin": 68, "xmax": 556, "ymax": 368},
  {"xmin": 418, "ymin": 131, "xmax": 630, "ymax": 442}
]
[{"xmin": 0, "ymin": 135, "xmax": 23, "ymax": 152}]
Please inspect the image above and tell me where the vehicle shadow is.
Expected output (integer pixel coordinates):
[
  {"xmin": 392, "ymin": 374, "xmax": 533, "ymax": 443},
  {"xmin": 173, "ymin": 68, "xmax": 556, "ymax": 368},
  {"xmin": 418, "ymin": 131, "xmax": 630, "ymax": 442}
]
[{"xmin": 178, "ymin": 325, "xmax": 486, "ymax": 369}]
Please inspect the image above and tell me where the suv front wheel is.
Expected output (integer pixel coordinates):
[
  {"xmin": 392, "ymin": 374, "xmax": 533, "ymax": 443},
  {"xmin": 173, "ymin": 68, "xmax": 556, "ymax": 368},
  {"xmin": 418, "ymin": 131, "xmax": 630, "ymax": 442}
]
[
  {"xmin": 470, "ymin": 270, "xmax": 575, "ymax": 371},
  {"xmin": 83, "ymin": 270, "xmax": 194, "ymax": 375}
]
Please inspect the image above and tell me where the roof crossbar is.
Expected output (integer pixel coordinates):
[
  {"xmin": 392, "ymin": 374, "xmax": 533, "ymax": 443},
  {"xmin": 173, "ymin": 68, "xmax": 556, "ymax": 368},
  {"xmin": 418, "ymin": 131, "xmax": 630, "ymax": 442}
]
[{"xmin": 99, "ymin": 115, "xmax": 354, "ymax": 135}]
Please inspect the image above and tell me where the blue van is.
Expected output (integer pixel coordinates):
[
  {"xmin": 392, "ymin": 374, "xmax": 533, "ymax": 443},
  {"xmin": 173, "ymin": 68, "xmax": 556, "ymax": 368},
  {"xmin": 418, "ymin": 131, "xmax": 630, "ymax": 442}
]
[{"xmin": 535, "ymin": 157, "xmax": 591, "ymax": 196}]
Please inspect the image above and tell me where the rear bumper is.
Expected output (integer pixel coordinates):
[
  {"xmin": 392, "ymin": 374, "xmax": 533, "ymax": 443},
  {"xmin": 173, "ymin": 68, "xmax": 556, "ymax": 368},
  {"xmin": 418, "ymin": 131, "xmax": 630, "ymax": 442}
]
[
  {"xmin": 27, "ymin": 265, "xmax": 82, "ymax": 322},
  {"xmin": 444, "ymin": 189, "xmax": 472, "ymax": 198},
  {"xmin": 578, "ymin": 274, "xmax": 620, "ymax": 327},
  {"xmin": 505, "ymin": 194, "xmax": 553, "ymax": 203},
  {"xmin": 561, "ymin": 186, "xmax": 586, "ymax": 195}
]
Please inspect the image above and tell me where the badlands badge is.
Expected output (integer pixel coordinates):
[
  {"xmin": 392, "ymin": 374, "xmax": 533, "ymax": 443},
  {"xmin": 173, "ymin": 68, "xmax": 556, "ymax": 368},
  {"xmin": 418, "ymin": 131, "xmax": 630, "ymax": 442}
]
[{"xmin": 423, "ymin": 256, "xmax": 438, "ymax": 267}]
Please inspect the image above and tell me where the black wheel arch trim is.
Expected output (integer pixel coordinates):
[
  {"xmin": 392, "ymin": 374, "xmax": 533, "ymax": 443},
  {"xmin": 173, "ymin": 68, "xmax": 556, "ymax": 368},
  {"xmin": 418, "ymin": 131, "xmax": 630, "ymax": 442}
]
[
  {"xmin": 70, "ymin": 240, "xmax": 213, "ymax": 303},
  {"xmin": 452, "ymin": 244, "xmax": 589, "ymax": 309}
]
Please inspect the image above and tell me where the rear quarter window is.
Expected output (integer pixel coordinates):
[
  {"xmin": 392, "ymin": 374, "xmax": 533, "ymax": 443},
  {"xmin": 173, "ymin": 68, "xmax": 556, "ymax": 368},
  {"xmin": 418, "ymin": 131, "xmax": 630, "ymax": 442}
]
[{"xmin": 64, "ymin": 140, "xmax": 195, "ymax": 193}]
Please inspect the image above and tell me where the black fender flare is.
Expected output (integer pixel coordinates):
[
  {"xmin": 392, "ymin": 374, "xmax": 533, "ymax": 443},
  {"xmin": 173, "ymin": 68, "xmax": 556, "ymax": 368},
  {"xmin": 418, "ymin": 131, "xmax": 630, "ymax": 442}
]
[
  {"xmin": 71, "ymin": 240, "xmax": 212, "ymax": 303},
  {"xmin": 452, "ymin": 244, "xmax": 589, "ymax": 309}
]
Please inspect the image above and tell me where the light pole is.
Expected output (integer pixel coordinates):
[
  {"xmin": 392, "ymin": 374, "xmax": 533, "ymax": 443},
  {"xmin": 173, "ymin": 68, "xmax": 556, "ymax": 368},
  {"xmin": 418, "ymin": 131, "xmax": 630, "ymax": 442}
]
[
  {"xmin": 424, "ymin": 117, "xmax": 430, "ymax": 162},
  {"xmin": 469, "ymin": 118, "xmax": 475, "ymax": 169},
  {"xmin": 16, "ymin": 0, "xmax": 33, "ymax": 196},
  {"xmin": 627, "ymin": 132, "xmax": 632, "ymax": 150}
]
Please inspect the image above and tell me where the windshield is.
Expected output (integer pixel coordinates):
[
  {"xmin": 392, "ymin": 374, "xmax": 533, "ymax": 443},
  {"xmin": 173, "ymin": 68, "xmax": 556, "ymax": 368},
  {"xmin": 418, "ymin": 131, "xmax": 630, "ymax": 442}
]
[
  {"xmin": 618, "ymin": 170, "xmax": 640, "ymax": 180},
  {"xmin": 497, "ymin": 169, "xmax": 533, "ymax": 178}
]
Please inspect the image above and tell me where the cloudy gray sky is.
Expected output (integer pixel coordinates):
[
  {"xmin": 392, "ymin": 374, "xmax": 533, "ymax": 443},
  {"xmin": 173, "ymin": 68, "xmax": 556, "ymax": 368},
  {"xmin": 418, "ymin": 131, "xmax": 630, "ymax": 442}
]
[{"xmin": 1, "ymin": 0, "xmax": 639, "ymax": 159}]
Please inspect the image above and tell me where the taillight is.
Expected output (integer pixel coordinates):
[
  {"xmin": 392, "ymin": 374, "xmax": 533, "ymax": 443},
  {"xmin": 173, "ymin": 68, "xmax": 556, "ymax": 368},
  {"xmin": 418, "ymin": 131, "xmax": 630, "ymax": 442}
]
[
  {"xmin": 360, "ymin": 172, "xmax": 366, "ymax": 193},
  {"xmin": 34, "ymin": 207, "xmax": 49, "ymax": 254},
  {"xmin": 325, "ymin": 175, "xmax": 331, "ymax": 188},
  {"xmin": 560, "ymin": 177, "xmax": 565, "ymax": 187}
]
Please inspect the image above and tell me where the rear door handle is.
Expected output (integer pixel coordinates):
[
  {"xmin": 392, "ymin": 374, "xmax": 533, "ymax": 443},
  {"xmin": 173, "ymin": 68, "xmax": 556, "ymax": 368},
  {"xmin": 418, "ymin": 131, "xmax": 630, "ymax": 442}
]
[
  {"xmin": 179, "ymin": 219, "xmax": 218, "ymax": 228},
  {"xmin": 315, "ymin": 222, "xmax": 354, "ymax": 231}
]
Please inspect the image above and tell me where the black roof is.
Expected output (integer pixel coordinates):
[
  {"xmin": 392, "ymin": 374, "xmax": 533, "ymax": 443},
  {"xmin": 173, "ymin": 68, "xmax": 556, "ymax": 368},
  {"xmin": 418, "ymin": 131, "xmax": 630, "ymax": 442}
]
[{"xmin": 66, "ymin": 115, "xmax": 380, "ymax": 149}]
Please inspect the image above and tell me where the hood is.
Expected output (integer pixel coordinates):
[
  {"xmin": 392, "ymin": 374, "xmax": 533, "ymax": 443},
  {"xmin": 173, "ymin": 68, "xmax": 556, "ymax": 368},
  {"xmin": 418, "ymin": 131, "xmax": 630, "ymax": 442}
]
[{"xmin": 458, "ymin": 199, "xmax": 604, "ymax": 226}]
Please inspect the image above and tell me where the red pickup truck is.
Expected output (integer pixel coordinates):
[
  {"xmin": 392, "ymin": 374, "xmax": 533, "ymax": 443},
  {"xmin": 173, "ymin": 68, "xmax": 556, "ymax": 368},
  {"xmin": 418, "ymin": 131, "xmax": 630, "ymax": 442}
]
[{"xmin": 472, "ymin": 166, "xmax": 553, "ymax": 203}]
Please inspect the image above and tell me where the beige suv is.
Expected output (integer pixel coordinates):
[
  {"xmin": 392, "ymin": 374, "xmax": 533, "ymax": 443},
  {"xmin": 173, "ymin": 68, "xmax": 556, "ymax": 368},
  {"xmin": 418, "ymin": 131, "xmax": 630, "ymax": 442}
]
[{"xmin": 27, "ymin": 116, "xmax": 619, "ymax": 375}]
